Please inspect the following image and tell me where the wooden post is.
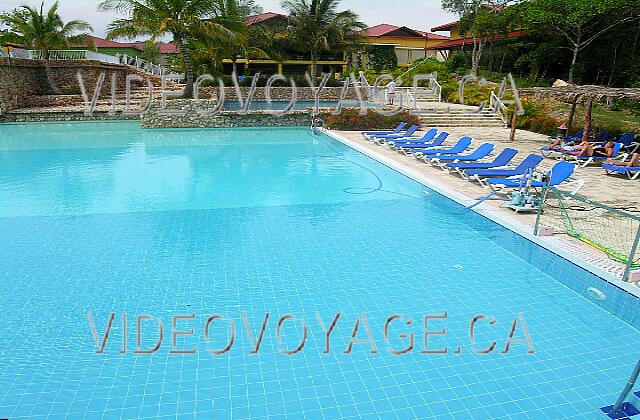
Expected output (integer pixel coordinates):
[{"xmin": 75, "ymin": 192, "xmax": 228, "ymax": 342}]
[
  {"xmin": 582, "ymin": 98, "xmax": 593, "ymax": 143},
  {"xmin": 509, "ymin": 104, "xmax": 518, "ymax": 142},
  {"xmin": 568, "ymin": 94, "xmax": 580, "ymax": 129}
]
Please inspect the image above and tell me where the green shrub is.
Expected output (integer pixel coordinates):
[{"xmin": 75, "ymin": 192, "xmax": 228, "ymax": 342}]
[
  {"xmin": 444, "ymin": 81, "xmax": 494, "ymax": 106},
  {"xmin": 507, "ymin": 99, "xmax": 564, "ymax": 136},
  {"xmin": 445, "ymin": 52, "xmax": 470, "ymax": 73},
  {"xmin": 322, "ymin": 109, "xmax": 420, "ymax": 131},
  {"xmin": 612, "ymin": 99, "xmax": 640, "ymax": 118}
]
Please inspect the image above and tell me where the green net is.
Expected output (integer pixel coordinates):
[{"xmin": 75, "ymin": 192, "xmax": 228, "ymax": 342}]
[{"xmin": 538, "ymin": 188, "xmax": 640, "ymax": 269}]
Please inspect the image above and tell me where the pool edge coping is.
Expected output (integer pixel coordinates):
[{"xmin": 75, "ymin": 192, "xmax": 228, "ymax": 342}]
[{"xmin": 321, "ymin": 128, "xmax": 640, "ymax": 300}]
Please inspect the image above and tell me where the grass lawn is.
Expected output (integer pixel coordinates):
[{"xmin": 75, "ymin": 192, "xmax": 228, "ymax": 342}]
[{"xmin": 554, "ymin": 103, "xmax": 640, "ymax": 135}]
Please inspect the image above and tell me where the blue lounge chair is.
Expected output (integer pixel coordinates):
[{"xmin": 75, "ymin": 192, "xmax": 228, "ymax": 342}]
[
  {"xmin": 465, "ymin": 154, "xmax": 545, "ymax": 185},
  {"xmin": 566, "ymin": 129, "xmax": 587, "ymax": 142},
  {"xmin": 562, "ymin": 142, "xmax": 624, "ymax": 167},
  {"xmin": 427, "ymin": 143, "xmax": 495, "ymax": 167},
  {"xmin": 361, "ymin": 122, "xmax": 406, "ymax": 137},
  {"xmin": 446, "ymin": 148, "xmax": 518, "ymax": 174},
  {"xmin": 391, "ymin": 131, "xmax": 449, "ymax": 150},
  {"xmin": 603, "ymin": 163, "xmax": 640, "ymax": 180},
  {"xmin": 378, "ymin": 128, "xmax": 437, "ymax": 146},
  {"xmin": 486, "ymin": 161, "xmax": 576, "ymax": 190},
  {"xmin": 615, "ymin": 133, "xmax": 639, "ymax": 153},
  {"xmin": 366, "ymin": 125, "xmax": 419, "ymax": 141},
  {"xmin": 410, "ymin": 137, "xmax": 473, "ymax": 158}
]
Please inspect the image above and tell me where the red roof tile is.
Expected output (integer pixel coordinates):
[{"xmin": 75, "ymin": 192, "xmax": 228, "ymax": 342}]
[
  {"xmin": 244, "ymin": 12, "xmax": 288, "ymax": 25},
  {"xmin": 132, "ymin": 42, "xmax": 179, "ymax": 54},
  {"xmin": 361, "ymin": 24, "xmax": 448, "ymax": 40},
  {"xmin": 76, "ymin": 36, "xmax": 144, "ymax": 50},
  {"xmin": 431, "ymin": 21, "xmax": 459, "ymax": 32},
  {"xmin": 158, "ymin": 43, "xmax": 178, "ymax": 54},
  {"xmin": 428, "ymin": 30, "xmax": 527, "ymax": 49}
]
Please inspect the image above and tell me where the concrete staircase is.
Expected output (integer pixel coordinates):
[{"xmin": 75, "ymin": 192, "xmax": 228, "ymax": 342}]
[
  {"xmin": 412, "ymin": 102, "xmax": 506, "ymax": 128},
  {"xmin": 17, "ymin": 84, "xmax": 185, "ymax": 112}
]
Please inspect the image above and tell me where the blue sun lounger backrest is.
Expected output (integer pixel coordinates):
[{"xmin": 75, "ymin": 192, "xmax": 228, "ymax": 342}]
[
  {"xmin": 419, "ymin": 128, "xmax": 438, "ymax": 142},
  {"xmin": 491, "ymin": 148, "xmax": 518, "ymax": 166},
  {"xmin": 514, "ymin": 154, "xmax": 545, "ymax": 172},
  {"xmin": 391, "ymin": 122, "xmax": 407, "ymax": 133},
  {"xmin": 617, "ymin": 133, "xmax": 637, "ymax": 147},
  {"xmin": 361, "ymin": 122, "xmax": 406, "ymax": 135},
  {"xmin": 568, "ymin": 130, "xmax": 586, "ymax": 141},
  {"xmin": 466, "ymin": 143, "xmax": 495, "ymax": 159},
  {"xmin": 430, "ymin": 131, "xmax": 449, "ymax": 146},
  {"xmin": 546, "ymin": 161, "xmax": 576, "ymax": 186},
  {"xmin": 447, "ymin": 136, "xmax": 473, "ymax": 154},
  {"xmin": 401, "ymin": 125, "xmax": 419, "ymax": 137},
  {"xmin": 611, "ymin": 142, "xmax": 624, "ymax": 157},
  {"xmin": 375, "ymin": 124, "xmax": 419, "ymax": 139}
]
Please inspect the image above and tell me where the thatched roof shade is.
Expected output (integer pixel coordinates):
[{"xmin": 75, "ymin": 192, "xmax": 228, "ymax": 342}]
[{"xmin": 519, "ymin": 86, "xmax": 640, "ymax": 103}]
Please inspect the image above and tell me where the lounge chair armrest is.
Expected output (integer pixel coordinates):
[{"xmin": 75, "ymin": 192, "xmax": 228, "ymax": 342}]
[
  {"xmin": 615, "ymin": 153, "xmax": 630, "ymax": 162},
  {"xmin": 563, "ymin": 178, "xmax": 585, "ymax": 195}
]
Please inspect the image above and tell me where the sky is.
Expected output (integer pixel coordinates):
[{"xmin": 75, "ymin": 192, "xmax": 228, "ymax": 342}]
[{"xmin": 1, "ymin": 0, "xmax": 458, "ymax": 39}]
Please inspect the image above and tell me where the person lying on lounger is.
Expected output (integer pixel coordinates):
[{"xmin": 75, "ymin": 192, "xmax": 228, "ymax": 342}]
[
  {"xmin": 548, "ymin": 128, "xmax": 605, "ymax": 151},
  {"xmin": 606, "ymin": 153, "xmax": 640, "ymax": 167},
  {"xmin": 547, "ymin": 137, "xmax": 576, "ymax": 151},
  {"xmin": 565, "ymin": 140, "xmax": 615, "ymax": 158}
]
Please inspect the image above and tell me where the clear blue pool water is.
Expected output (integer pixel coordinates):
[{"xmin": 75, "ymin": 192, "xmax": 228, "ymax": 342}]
[{"xmin": 0, "ymin": 121, "xmax": 639, "ymax": 419}]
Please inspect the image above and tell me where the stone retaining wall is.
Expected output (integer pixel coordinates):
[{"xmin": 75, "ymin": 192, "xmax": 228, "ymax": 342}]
[
  {"xmin": 140, "ymin": 100, "xmax": 312, "ymax": 128},
  {"xmin": 0, "ymin": 58, "xmax": 164, "ymax": 111},
  {"xmin": 199, "ymin": 86, "xmax": 363, "ymax": 102},
  {"xmin": 1, "ymin": 110, "xmax": 140, "ymax": 123}
]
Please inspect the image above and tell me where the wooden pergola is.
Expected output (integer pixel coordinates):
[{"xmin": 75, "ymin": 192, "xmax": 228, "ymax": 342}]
[
  {"xmin": 518, "ymin": 86, "xmax": 640, "ymax": 142},
  {"xmin": 520, "ymin": 86, "xmax": 640, "ymax": 103}
]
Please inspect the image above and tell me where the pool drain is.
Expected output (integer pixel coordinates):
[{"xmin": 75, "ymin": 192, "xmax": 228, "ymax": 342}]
[{"xmin": 587, "ymin": 287, "xmax": 606, "ymax": 301}]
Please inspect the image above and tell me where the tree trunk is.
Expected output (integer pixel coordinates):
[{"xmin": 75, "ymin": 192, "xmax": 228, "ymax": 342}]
[
  {"xmin": 568, "ymin": 28, "xmax": 581, "ymax": 84},
  {"xmin": 471, "ymin": 38, "xmax": 479, "ymax": 77},
  {"xmin": 582, "ymin": 98, "xmax": 593, "ymax": 143},
  {"xmin": 568, "ymin": 94, "xmax": 580, "ymax": 128},
  {"xmin": 175, "ymin": 36, "xmax": 194, "ymax": 98},
  {"xmin": 568, "ymin": 45, "xmax": 579, "ymax": 85},
  {"xmin": 510, "ymin": 104, "xmax": 518, "ymax": 142},
  {"xmin": 311, "ymin": 50, "xmax": 318, "ymax": 79},
  {"xmin": 607, "ymin": 44, "xmax": 618, "ymax": 87}
]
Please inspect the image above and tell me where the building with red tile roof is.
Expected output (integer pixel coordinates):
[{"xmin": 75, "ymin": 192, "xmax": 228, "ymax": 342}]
[{"xmin": 357, "ymin": 24, "xmax": 450, "ymax": 68}]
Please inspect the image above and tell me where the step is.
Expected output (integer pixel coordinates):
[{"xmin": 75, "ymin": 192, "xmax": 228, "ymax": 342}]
[{"xmin": 413, "ymin": 115, "xmax": 504, "ymax": 120}]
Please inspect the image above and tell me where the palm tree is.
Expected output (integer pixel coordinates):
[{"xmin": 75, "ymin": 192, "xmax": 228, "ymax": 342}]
[
  {"xmin": 0, "ymin": 1, "xmax": 93, "ymax": 59},
  {"xmin": 98, "ymin": 0, "xmax": 244, "ymax": 98},
  {"xmin": 282, "ymin": 0, "xmax": 365, "ymax": 78}
]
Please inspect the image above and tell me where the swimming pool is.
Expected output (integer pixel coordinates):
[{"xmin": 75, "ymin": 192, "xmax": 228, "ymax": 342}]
[{"xmin": 0, "ymin": 121, "xmax": 638, "ymax": 419}]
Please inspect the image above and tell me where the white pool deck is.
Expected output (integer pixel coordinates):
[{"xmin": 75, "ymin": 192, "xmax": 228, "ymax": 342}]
[{"xmin": 324, "ymin": 127, "xmax": 640, "ymax": 298}]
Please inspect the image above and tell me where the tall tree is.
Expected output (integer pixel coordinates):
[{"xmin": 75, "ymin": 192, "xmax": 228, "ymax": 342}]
[
  {"xmin": 519, "ymin": 0, "xmax": 640, "ymax": 84},
  {"xmin": 0, "ymin": 1, "xmax": 93, "ymax": 59},
  {"xmin": 237, "ymin": 0, "xmax": 262, "ymax": 18},
  {"xmin": 98, "ymin": 0, "xmax": 244, "ymax": 98},
  {"xmin": 281, "ymin": 0, "xmax": 365, "ymax": 78},
  {"xmin": 442, "ymin": 0, "xmax": 515, "ymax": 77}
]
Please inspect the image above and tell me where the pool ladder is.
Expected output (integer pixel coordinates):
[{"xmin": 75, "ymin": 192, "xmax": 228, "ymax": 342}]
[
  {"xmin": 311, "ymin": 116, "xmax": 324, "ymax": 130},
  {"xmin": 608, "ymin": 357, "xmax": 640, "ymax": 416}
]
